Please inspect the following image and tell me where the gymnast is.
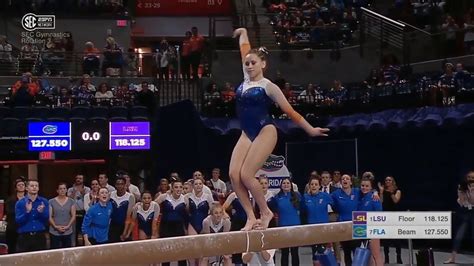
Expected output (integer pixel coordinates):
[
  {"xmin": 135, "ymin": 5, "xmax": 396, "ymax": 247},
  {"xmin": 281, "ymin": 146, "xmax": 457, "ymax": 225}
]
[{"xmin": 230, "ymin": 27, "xmax": 330, "ymax": 231}]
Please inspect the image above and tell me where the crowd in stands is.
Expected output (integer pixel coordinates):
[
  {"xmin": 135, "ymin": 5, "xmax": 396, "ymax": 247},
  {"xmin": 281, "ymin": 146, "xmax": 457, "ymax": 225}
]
[
  {"xmin": 203, "ymin": 57, "xmax": 474, "ymax": 118},
  {"xmin": 3, "ymin": 167, "xmax": 411, "ymax": 265},
  {"xmin": 1, "ymin": 26, "xmax": 207, "ymax": 80},
  {"xmin": 387, "ymin": 1, "xmax": 474, "ymax": 56},
  {"xmin": 3, "ymin": 73, "xmax": 157, "ymax": 111},
  {"xmin": 266, "ymin": 0, "xmax": 371, "ymax": 49}
]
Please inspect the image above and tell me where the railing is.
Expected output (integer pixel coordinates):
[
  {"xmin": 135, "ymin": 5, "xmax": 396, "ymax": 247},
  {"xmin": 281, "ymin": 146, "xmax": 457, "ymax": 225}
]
[
  {"xmin": 360, "ymin": 7, "xmax": 474, "ymax": 65},
  {"xmin": 211, "ymin": 12, "xmax": 360, "ymax": 50},
  {"xmin": 360, "ymin": 7, "xmax": 407, "ymax": 64},
  {"xmin": 0, "ymin": 50, "xmax": 203, "ymax": 79}
]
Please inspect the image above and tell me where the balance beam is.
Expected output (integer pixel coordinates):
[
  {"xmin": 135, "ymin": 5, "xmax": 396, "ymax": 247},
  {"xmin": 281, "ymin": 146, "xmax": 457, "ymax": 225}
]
[{"xmin": 0, "ymin": 221, "xmax": 353, "ymax": 265}]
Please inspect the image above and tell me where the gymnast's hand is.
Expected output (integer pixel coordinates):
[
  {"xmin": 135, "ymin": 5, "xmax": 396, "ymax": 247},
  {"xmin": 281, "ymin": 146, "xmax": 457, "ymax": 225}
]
[
  {"xmin": 307, "ymin": 127, "xmax": 330, "ymax": 137},
  {"xmin": 233, "ymin": 28, "xmax": 247, "ymax": 38}
]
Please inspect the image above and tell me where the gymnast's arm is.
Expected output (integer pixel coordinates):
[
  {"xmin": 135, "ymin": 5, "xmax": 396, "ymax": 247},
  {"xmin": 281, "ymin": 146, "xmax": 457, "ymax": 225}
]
[
  {"xmin": 234, "ymin": 28, "xmax": 251, "ymax": 62},
  {"xmin": 266, "ymin": 82, "xmax": 329, "ymax": 137}
]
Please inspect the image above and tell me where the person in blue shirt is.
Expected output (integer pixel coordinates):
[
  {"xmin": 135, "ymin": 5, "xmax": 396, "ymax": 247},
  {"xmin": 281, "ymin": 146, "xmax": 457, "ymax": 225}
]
[
  {"xmin": 302, "ymin": 176, "xmax": 334, "ymax": 262},
  {"xmin": 330, "ymin": 174, "xmax": 361, "ymax": 266},
  {"xmin": 15, "ymin": 179, "xmax": 49, "ymax": 252},
  {"xmin": 155, "ymin": 178, "xmax": 188, "ymax": 266},
  {"xmin": 82, "ymin": 187, "xmax": 113, "ymax": 245},
  {"xmin": 359, "ymin": 177, "xmax": 383, "ymax": 266},
  {"xmin": 269, "ymin": 177, "xmax": 302, "ymax": 266}
]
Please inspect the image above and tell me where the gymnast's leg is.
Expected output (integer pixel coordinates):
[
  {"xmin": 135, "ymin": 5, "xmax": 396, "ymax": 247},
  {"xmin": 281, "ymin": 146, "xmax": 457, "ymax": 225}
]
[
  {"xmin": 240, "ymin": 125, "xmax": 276, "ymax": 229},
  {"xmin": 229, "ymin": 131, "xmax": 257, "ymax": 231}
]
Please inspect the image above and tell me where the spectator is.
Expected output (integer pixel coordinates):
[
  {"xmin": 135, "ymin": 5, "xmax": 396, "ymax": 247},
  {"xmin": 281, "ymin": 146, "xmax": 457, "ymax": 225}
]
[
  {"xmin": 444, "ymin": 171, "xmax": 474, "ymax": 264},
  {"xmin": 114, "ymin": 82, "xmax": 134, "ymax": 106},
  {"xmin": 19, "ymin": 43, "xmax": 39, "ymax": 73},
  {"xmin": 464, "ymin": 14, "xmax": 474, "ymax": 53},
  {"xmin": 184, "ymin": 176, "xmax": 214, "ymax": 246},
  {"xmin": 95, "ymin": 82, "xmax": 114, "ymax": 104},
  {"xmin": 67, "ymin": 174, "xmax": 90, "ymax": 246},
  {"xmin": 282, "ymin": 82, "xmax": 295, "ymax": 100},
  {"xmin": 78, "ymin": 74, "xmax": 97, "ymax": 92},
  {"xmin": 155, "ymin": 178, "xmax": 188, "ymax": 266},
  {"xmin": 154, "ymin": 39, "xmax": 172, "ymax": 80},
  {"xmin": 210, "ymin": 168, "xmax": 227, "ymax": 200},
  {"xmin": 98, "ymin": 173, "xmax": 116, "ymax": 193},
  {"xmin": 189, "ymin": 26, "xmax": 205, "ymax": 80},
  {"xmin": 183, "ymin": 181, "xmax": 192, "ymax": 194},
  {"xmin": 72, "ymin": 81, "xmax": 94, "ymax": 106},
  {"xmin": 181, "ymin": 31, "xmax": 192, "ymax": 79},
  {"xmin": 84, "ymin": 179, "xmax": 100, "ymax": 212},
  {"xmin": 57, "ymin": 87, "xmax": 72, "ymax": 107},
  {"xmin": 381, "ymin": 55, "xmax": 400, "ymax": 84},
  {"xmin": 82, "ymin": 187, "xmax": 113, "ymax": 245},
  {"xmin": 269, "ymin": 178, "xmax": 302, "ymax": 266},
  {"xmin": 83, "ymin": 41, "xmax": 101, "ymax": 76},
  {"xmin": 11, "ymin": 75, "xmax": 35, "ymax": 106},
  {"xmin": 49, "ymin": 182, "xmax": 76, "ymax": 249},
  {"xmin": 12, "ymin": 72, "xmax": 40, "ymax": 97},
  {"xmin": 365, "ymin": 69, "xmax": 382, "ymax": 87},
  {"xmin": 438, "ymin": 63, "xmax": 456, "ymax": 105},
  {"xmin": 222, "ymin": 191, "xmax": 251, "ymax": 265},
  {"xmin": 154, "ymin": 178, "xmax": 170, "ymax": 199},
  {"xmin": 200, "ymin": 203, "xmax": 232, "ymax": 266},
  {"xmin": 122, "ymin": 172, "xmax": 141, "ymax": 202},
  {"xmin": 0, "ymin": 35, "xmax": 13, "ymax": 75},
  {"xmin": 358, "ymin": 177, "xmax": 383, "ymax": 266},
  {"xmin": 4, "ymin": 178, "xmax": 26, "ymax": 254},
  {"xmin": 126, "ymin": 191, "xmax": 160, "ymax": 240},
  {"xmin": 102, "ymin": 37, "xmax": 123, "ymax": 76},
  {"xmin": 42, "ymin": 37, "xmax": 66, "ymax": 76},
  {"xmin": 442, "ymin": 15, "xmax": 460, "ymax": 57},
  {"xmin": 298, "ymin": 83, "xmax": 322, "ymax": 104},
  {"xmin": 135, "ymin": 81, "xmax": 157, "ymax": 112},
  {"xmin": 378, "ymin": 176, "xmax": 402, "ymax": 264},
  {"xmin": 257, "ymin": 175, "xmax": 276, "ymax": 228},
  {"xmin": 242, "ymin": 245, "xmax": 276, "ymax": 266},
  {"xmin": 302, "ymin": 176, "xmax": 334, "ymax": 264},
  {"xmin": 126, "ymin": 48, "xmax": 138, "ymax": 77},
  {"xmin": 327, "ymin": 80, "xmax": 347, "ymax": 105},
  {"xmin": 330, "ymin": 174, "xmax": 359, "ymax": 266},
  {"xmin": 454, "ymin": 63, "xmax": 471, "ymax": 89},
  {"xmin": 15, "ymin": 179, "xmax": 49, "ymax": 252},
  {"xmin": 221, "ymin": 82, "xmax": 236, "ymax": 102},
  {"xmin": 109, "ymin": 177, "xmax": 135, "ymax": 243}
]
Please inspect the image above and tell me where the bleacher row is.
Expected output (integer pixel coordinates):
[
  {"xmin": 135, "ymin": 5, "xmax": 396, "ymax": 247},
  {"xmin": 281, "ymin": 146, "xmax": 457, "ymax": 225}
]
[{"xmin": 0, "ymin": 105, "xmax": 150, "ymax": 123}]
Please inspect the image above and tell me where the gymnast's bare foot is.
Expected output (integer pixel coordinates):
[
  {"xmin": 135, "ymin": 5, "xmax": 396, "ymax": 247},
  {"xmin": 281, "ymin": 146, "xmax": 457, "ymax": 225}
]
[
  {"xmin": 255, "ymin": 211, "xmax": 273, "ymax": 230},
  {"xmin": 241, "ymin": 218, "xmax": 258, "ymax": 231}
]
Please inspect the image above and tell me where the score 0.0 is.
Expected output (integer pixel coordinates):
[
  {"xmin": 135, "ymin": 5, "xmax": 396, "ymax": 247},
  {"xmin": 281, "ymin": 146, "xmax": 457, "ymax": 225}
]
[{"xmin": 81, "ymin": 132, "xmax": 101, "ymax": 141}]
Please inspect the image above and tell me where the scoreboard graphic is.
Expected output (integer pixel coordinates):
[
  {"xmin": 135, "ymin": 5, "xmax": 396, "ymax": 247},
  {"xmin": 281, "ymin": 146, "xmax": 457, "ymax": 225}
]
[
  {"xmin": 352, "ymin": 211, "xmax": 451, "ymax": 239},
  {"xmin": 28, "ymin": 122, "xmax": 72, "ymax": 151},
  {"xmin": 28, "ymin": 121, "xmax": 151, "ymax": 152}
]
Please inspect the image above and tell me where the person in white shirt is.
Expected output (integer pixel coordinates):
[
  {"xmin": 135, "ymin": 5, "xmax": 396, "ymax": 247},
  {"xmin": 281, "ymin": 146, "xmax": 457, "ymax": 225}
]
[
  {"xmin": 98, "ymin": 173, "xmax": 116, "ymax": 193},
  {"xmin": 242, "ymin": 239, "xmax": 276, "ymax": 266},
  {"xmin": 121, "ymin": 172, "xmax": 141, "ymax": 202},
  {"xmin": 210, "ymin": 168, "xmax": 227, "ymax": 199},
  {"xmin": 193, "ymin": 170, "xmax": 213, "ymax": 195},
  {"xmin": 200, "ymin": 203, "xmax": 232, "ymax": 266}
]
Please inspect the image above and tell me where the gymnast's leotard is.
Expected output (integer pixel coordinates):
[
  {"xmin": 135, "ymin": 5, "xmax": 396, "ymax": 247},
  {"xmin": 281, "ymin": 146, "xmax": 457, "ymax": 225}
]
[{"xmin": 236, "ymin": 78, "xmax": 274, "ymax": 141}]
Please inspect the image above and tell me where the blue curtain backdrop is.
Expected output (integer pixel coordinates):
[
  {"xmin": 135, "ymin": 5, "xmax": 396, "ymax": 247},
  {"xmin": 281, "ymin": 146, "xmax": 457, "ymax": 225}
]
[{"xmin": 153, "ymin": 100, "xmax": 474, "ymax": 212}]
